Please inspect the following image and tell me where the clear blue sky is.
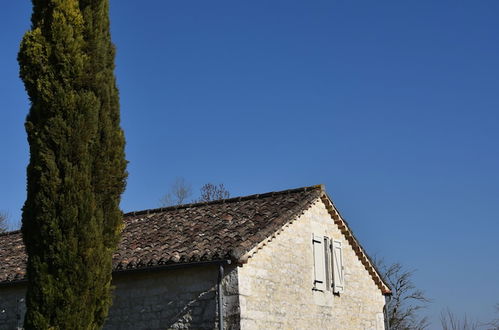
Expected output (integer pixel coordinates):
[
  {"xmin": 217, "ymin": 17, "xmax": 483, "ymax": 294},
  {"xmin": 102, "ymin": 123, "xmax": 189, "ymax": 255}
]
[{"xmin": 1, "ymin": 1, "xmax": 498, "ymax": 327}]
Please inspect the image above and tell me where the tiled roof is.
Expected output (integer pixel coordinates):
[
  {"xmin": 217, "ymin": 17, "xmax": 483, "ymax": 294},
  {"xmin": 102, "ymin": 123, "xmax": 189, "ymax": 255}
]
[
  {"xmin": 0, "ymin": 230, "xmax": 25, "ymax": 283},
  {"xmin": 0, "ymin": 185, "xmax": 322, "ymax": 284},
  {"xmin": 0, "ymin": 185, "xmax": 391, "ymax": 294}
]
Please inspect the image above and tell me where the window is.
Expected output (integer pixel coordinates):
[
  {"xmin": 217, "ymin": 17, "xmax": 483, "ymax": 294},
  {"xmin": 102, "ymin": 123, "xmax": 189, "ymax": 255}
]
[
  {"xmin": 324, "ymin": 237, "xmax": 332, "ymax": 291},
  {"xmin": 332, "ymin": 239, "xmax": 344, "ymax": 294},
  {"xmin": 312, "ymin": 235, "xmax": 326, "ymax": 291},
  {"xmin": 313, "ymin": 235, "xmax": 344, "ymax": 293}
]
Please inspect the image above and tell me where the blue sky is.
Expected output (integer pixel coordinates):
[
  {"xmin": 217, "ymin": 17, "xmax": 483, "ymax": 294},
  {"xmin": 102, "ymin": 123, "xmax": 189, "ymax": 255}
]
[{"xmin": 1, "ymin": 1, "xmax": 498, "ymax": 327}]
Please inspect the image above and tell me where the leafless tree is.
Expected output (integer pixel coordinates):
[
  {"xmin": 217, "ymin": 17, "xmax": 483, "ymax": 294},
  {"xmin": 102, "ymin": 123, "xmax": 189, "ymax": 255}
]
[
  {"xmin": 0, "ymin": 211, "xmax": 8, "ymax": 233},
  {"xmin": 197, "ymin": 183, "xmax": 230, "ymax": 202},
  {"xmin": 159, "ymin": 177, "xmax": 193, "ymax": 206},
  {"xmin": 440, "ymin": 308, "xmax": 481, "ymax": 330},
  {"xmin": 375, "ymin": 259, "xmax": 431, "ymax": 330},
  {"xmin": 483, "ymin": 304, "xmax": 499, "ymax": 330},
  {"xmin": 494, "ymin": 304, "xmax": 499, "ymax": 329},
  {"xmin": 159, "ymin": 179, "xmax": 231, "ymax": 206}
]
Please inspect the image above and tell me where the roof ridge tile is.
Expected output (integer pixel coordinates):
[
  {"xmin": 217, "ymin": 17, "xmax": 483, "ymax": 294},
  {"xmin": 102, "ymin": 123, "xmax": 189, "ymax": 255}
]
[{"xmin": 124, "ymin": 184, "xmax": 323, "ymax": 217}]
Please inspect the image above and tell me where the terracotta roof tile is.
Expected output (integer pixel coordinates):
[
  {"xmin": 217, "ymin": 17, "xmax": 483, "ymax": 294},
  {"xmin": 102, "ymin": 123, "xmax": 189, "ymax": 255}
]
[{"xmin": 0, "ymin": 185, "xmax": 322, "ymax": 284}]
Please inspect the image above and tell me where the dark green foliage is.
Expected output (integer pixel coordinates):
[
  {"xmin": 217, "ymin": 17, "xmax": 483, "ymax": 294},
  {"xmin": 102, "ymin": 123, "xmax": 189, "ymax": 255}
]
[{"xmin": 18, "ymin": 0, "xmax": 127, "ymax": 328}]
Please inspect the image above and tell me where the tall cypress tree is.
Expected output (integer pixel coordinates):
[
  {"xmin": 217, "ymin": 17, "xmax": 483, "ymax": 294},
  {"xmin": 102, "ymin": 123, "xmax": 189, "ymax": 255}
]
[{"xmin": 18, "ymin": 0, "xmax": 127, "ymax": 328}]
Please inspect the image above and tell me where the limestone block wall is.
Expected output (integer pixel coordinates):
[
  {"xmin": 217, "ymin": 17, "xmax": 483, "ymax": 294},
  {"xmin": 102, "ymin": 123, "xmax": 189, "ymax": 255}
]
[
  {"xmin": 0, "ymin": 284, "xmax": 25, "ymax": 330},
  {"xmin": 106, "ymin": 264, "xmax": 239, "ymax": 330},
  {"xmin": 0, "ymin": 264, "xmax": 240, "ymax": 330},
  {"xmin": 237, "ymin": 199, "xmax": 386, "ymax": 330}
]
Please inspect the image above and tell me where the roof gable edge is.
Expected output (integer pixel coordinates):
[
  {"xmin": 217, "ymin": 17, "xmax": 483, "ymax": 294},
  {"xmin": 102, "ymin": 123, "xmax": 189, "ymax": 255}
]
[{"xmin": 319, "ymin": 192, "xmax": 392, "ymax": 295}]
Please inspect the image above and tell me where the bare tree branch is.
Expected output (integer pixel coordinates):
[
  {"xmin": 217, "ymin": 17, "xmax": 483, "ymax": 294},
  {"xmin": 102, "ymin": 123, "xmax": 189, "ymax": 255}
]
[
  {"xmin": 0, "ymin": 211, "xmax": 8, "ymax": 233},
  {"xmin": 197, "ymin": 183, "xmax": 230, "ymax": 202},
  {"xmin": 159, "ymin": 180, "xmax": 231, "ymax": 207},
  {"xmin": 374, "ymin": 258, "xmax": 430, "ymax": 330},
  {"xmin": 494, "ymin": 304, "xmax": 499, "ymax": 329},
  {"xmin": 440, "ymin": 308, "xmax": 481, "ymax": 330},
  {"xmin": 159, "ymin": 177, "xmax": 193, "ymax": 206},
  {"xmin": 480, "ymin": 304, "xmax": 499, "ymax": 330}
]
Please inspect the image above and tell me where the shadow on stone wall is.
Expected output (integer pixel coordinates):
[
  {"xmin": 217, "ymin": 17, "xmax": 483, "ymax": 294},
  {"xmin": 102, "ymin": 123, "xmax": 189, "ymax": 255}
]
[
  {"xmin": 104, "ymin": 266, "xmax": 223, "ymax": 330},
  {"xmin": 163, "ymin": 288, "xmax": 217, "ymax": 329},
  {"xmin": 0, "ymin": 265, "xmax": 239, "ymax": 330}
]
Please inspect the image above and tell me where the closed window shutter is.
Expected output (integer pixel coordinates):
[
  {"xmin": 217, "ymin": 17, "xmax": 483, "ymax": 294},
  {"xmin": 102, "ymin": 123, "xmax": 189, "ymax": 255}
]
[
  {"xmin": 332, "ymin": 239, "xmax": 344, "ymax": 293},
  {"xmin": 312, "ymin": 235, "xmax": 326, "ymax": 291},
  {"xmin": 324, "ymin": 237, "xmax": 332, "ymax": 291}
]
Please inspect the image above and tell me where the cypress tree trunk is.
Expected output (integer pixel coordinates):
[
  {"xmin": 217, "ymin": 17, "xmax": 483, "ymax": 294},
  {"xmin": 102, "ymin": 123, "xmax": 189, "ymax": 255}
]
[{"xmin": 18, "ymin": 0, "xmax": 127, "ymax": 328}]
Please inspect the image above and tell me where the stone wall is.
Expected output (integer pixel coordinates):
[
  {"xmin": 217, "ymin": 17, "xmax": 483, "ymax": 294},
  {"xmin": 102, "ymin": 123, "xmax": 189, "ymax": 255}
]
[
  {"xmin": 0, "ymin": 283, "xmax": 25, "ymax": 330},
  {"xmin": 108, "ymin": 265, "xmax": 222, "ymax": 329},
  {"xmin": 237, "ymin": 199, "xmax": 386, "ymax": 330},
  {"xmin": 0, "ymin": 264, "xmax": 239, "ymax": 330},
  {"xmin": 1, "ymin": 198, "xmax": 385, "ymax": 330}
]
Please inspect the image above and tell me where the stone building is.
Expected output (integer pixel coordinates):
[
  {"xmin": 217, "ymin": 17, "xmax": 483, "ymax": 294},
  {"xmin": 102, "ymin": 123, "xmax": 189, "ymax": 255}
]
[{"xmin": 0, "ymin": 185, "xmax": 391, "ymax": 329}]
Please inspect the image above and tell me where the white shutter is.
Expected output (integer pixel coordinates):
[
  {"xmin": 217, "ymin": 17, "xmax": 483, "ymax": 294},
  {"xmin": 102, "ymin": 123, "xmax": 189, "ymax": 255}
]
[
  {"xmin": 324, "ymin": 237, "xmax": 332, "ymax": 291},
  {"xmin": 332, "ymin": 239, "xmax": 344, "ymax": 293},
  {"xmin": 312, "ymin": 235, "xmax": 326, "ymax": 291}
]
